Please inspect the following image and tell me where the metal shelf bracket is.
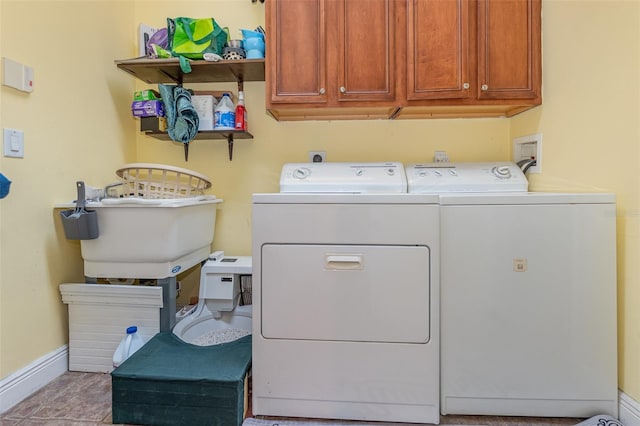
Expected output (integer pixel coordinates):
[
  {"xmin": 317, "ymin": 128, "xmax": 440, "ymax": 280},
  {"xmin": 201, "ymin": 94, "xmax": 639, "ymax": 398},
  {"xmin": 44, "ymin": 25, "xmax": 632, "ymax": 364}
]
[{"xmin": 227, "ymin": 134, "xmax": 234, "ymax": 161}]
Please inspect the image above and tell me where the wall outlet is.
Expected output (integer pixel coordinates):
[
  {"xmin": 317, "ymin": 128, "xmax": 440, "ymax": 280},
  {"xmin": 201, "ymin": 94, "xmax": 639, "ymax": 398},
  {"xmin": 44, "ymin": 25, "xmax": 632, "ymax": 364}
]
[
  {"xmin": 513, "ymin": 133, "xmax": 542, "ymax": 173},
  {"xmin": 434, "ymin": 151, "xmax": 449, "ymax": 163},
  {"xmin": 309, "ymin": 151, "xmax": 326, "ymax": 162}
]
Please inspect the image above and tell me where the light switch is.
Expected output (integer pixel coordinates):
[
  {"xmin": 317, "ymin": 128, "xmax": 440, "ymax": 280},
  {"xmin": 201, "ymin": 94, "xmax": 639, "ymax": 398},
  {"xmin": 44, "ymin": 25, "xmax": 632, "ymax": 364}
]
[{"xmin": 3, "ymin": 128, "xmax": 24, "ymax": 158}]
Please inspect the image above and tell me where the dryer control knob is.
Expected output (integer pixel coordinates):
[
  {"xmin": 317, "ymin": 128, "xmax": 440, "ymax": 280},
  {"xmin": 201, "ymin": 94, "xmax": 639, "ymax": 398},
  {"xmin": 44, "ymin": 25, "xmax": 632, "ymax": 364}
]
[
  {"xmin": 492, "ymin": 166, "xmax": 512, "ymax": 179},
  {"xmin": 293, "ymin": 167, "xmax": 311, "ymax": 179}
]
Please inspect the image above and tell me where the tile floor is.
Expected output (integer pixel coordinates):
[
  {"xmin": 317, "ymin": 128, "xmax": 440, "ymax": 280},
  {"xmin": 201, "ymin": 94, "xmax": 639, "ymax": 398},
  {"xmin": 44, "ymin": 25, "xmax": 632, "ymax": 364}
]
[
  {"xmin": 0, "ymin": 371, "xmax": 584, "ymax": 426},
  {"xmin": 1, "ymin": 372, "xmax": 114, "ymax": 425}
]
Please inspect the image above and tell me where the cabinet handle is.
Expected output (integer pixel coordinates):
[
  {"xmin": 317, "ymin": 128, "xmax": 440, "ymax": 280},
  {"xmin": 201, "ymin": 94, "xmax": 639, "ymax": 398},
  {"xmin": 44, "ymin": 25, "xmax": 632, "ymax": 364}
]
[
  {"xmin": 463, "ymin": 83, "xmax": 470, "ymax": 89},
  {"xmin": 481, "ymin": 84, "xmax": 488, "ymax": 91},
  {"xmin": 340, "ymin": 86, "xmax": 346, "ymax": 93},
  {"xmin": 319, "ymin": 88, "xmax": 325, "ymax": 95}
]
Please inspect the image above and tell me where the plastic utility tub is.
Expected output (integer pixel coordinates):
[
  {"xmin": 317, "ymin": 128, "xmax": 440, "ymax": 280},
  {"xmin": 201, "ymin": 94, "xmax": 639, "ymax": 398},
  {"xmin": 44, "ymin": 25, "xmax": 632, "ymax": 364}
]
[{"xmin": 56, "ymin": 196, "xmax": 222, "ymax": 279}]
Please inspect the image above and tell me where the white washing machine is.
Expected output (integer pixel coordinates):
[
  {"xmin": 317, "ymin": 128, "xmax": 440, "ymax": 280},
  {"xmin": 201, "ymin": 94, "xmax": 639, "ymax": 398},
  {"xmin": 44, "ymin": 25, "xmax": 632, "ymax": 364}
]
[
  {"xmin": 252, "ymin": 162, "xmax": 441, "ymax": 424},
  {"xmin": 406, "ymin": 162, "xmax": 618, "ymax": 418}
]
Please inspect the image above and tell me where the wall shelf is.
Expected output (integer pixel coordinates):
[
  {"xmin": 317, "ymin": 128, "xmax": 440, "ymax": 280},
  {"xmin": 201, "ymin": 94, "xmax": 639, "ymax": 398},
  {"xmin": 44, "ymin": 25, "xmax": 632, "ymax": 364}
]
[
  {"xmin": 143, "ymin": 130, "xmax": 253, "ymax": 161},
  {"xmin": 116, "ymin": 57, "xmax": 265, "ymax": 161},
  {"xmin": 115, "ymin": 57, "xmax": 265, "ymax": 85}
]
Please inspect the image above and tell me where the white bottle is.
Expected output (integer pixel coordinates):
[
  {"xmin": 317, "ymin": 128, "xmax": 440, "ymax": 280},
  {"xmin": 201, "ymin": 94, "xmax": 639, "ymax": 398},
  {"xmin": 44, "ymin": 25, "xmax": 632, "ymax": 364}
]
[
  {"xmin": 214, "ymin": 93, "xmax": 235, "ymax": 130},
  {"xmin": 113, "ymin": 326, "xmax": 145, "ymax": 368}
]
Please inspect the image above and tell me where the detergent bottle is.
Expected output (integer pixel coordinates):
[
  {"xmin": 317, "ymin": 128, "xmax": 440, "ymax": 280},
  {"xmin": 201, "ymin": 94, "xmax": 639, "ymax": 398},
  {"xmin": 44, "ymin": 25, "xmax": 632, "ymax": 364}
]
[
  {"xmin": 214, "ymin": 93, "xmax": 235, "ymax": 130},
  {"xmin": 113, "ymin": 326, "xmax": 145, "ymax": 368}
]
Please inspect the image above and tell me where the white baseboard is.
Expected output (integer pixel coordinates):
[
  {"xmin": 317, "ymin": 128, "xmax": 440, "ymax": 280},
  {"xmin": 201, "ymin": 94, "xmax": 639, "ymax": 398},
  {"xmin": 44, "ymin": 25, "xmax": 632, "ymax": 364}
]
[
  {"xmin": 620, "ymin": 391, "xmax": 640, "ymax": 426},
  {"xmin": 0, "ymin": 345, "xmax": 68, "ymax": 414}
]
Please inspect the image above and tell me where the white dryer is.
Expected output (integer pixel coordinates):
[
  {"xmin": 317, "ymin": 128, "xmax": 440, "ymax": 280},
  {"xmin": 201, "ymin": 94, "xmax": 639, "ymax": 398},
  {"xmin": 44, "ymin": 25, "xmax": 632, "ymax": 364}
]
[
  {"xmin": 407, "ymin": 162, "xmax": 618, "ymax": 418},
  {"xmin": 252, "ymin": 162, "xmax": 441, "ymax": 424}
]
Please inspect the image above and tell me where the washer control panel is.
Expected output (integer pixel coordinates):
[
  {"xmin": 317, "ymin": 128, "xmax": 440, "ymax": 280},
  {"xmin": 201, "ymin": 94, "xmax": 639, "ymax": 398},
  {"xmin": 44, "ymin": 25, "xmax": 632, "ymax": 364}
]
[
  {"xmin": 280, "ymin": 162, "xmax": 407, "ymax": 193},
  {"xmin": 406, "ymin": 162, "xmax": 528, "ymax": 193}
]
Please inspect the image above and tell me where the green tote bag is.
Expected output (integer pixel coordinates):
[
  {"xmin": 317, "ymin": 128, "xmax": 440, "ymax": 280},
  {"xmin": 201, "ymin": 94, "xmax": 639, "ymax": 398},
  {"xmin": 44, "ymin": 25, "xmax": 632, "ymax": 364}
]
[{"xmin": 168, "ymin": 17, "xmax": 228, "ymax": 60}]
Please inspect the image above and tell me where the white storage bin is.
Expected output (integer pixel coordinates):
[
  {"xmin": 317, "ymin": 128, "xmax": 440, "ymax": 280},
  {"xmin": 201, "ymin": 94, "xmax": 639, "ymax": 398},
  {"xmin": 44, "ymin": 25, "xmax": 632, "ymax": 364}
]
[{"xmin": 60, "ymin": 283, "xmax": 163, "ymax": 373}]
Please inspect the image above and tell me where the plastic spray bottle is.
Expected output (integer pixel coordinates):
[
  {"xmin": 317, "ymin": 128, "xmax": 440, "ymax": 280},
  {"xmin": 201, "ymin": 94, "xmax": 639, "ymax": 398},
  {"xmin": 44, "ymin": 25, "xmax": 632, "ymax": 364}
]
[{"xmin": 234, "ymin": 91, "xmax": 247, "ymax": 131}]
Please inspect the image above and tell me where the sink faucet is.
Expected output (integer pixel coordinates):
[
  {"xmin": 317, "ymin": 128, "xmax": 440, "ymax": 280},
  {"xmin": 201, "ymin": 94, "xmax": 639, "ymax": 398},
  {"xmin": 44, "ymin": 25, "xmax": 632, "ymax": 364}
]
[{"xmin": 101, "ymin": 182, "xmax": 123, "ymax": 199}]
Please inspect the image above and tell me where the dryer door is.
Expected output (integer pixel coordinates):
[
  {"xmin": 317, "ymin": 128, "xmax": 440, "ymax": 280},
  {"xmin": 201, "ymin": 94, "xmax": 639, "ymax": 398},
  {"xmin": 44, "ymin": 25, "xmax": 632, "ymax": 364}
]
[{"xmin": 261, "ymin": 244, "xmax": 430, "ymax": 344}]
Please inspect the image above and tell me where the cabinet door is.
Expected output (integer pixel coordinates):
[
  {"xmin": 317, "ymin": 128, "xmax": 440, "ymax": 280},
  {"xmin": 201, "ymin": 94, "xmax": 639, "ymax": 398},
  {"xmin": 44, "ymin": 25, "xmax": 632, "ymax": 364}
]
[
  {"xmin": 266, "ymin": 0, "xmax": 328, "ymax": 104},
  {"xmin": 335, "ymin": 0, "xmax": 398, "ymax": 102},
  {"xmin": 406, "ymin": 0, "xmax": 471, "ymax": 101},
  {"xmin": 477, "ymin": 0, "xmax": 541, "ymax": 100}
]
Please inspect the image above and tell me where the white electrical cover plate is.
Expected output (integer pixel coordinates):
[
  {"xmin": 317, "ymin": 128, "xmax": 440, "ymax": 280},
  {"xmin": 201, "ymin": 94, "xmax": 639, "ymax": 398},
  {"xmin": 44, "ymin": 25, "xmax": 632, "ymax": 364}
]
[
  {"xmin": 513, "ymin": 133, "xmax": 542, "ymax": 173},
  {"xmin": 3, "ymin": 128, "xmax": 24, "ymax": 158}
]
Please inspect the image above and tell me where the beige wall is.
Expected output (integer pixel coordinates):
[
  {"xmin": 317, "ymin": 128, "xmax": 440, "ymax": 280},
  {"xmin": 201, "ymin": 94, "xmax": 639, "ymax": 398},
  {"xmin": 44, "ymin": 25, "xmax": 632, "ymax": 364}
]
[
  {"xmin": 1, "ymin": 0, "xmax": 638, "ymax": 407},
  {"xmin": 0, "ymin": 0, "xmax": 135, "ymax": 376},
  {"xmin": 512, "ymin": 0, "xmax": 640, "ymax": 399}
]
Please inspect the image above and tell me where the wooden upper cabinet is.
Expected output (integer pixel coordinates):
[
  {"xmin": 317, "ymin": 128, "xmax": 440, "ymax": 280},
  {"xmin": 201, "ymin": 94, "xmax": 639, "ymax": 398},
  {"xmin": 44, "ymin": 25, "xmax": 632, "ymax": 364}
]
[
  {"xmin": 406, "ymin": 0, "xmax": 471, "ymax": 101},
  {"xmin": 477, "ymin": 0, "xmax": 541, "ymax": 101},
  {"xmin": 266, "ymin": 0, "xmax": 327, "ymax": 104},
  {"xmin": 399, "ymin": 0, "xmax": 541, "ymax": 117},
  {"xmin": 266, "ymin": 0, "xmax": 401, "ymax": 119},
  {"xmin": 266, "ymin": 0, "xmax": 542, "ymax": 120},
  {"xmin": 335, "ymin": 0, "xmax": 398, "ymax": 102}
]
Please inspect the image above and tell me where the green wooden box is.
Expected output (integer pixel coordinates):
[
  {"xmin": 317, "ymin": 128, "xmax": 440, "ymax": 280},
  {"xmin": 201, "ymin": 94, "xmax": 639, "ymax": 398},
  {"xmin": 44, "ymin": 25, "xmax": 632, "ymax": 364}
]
[{"xmin": 111, "ymin": 332, "xmax": 251, "ymax": 426}]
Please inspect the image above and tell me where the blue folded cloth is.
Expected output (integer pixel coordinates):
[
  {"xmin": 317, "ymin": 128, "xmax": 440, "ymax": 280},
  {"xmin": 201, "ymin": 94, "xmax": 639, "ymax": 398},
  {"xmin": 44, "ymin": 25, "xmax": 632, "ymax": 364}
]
[{"xmin": 158, "ymin": 84, "xmax": 199, "ymax": 144}]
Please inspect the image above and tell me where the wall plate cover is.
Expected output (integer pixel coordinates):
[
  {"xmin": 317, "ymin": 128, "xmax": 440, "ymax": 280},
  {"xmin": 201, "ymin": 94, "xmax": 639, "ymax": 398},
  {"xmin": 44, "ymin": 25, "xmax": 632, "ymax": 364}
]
[
  {"xmin": 513, "ymin": 133, "xmax": 542, "ymax": 173},
  {"xmin": 3, "ymin": 128, "xmax": 24, "ymax": 158},
  {"xmin": 309, "ymin": 151, "xmax": 326, "ymax": 162}
]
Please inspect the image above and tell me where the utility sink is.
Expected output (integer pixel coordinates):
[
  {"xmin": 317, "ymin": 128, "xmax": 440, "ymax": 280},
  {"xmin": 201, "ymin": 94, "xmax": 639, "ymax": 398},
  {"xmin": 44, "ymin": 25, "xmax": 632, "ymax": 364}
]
[{"xmin": 57, "ymin": 196, "xmax": 222, "ymax": 279}]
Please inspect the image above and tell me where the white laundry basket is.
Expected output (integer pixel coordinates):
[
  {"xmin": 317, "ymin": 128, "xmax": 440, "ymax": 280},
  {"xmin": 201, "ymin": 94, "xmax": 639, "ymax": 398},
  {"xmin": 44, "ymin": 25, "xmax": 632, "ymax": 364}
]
[{"xmin": 116, "ymin": 163, "xmax": 212, "ymax": 199}]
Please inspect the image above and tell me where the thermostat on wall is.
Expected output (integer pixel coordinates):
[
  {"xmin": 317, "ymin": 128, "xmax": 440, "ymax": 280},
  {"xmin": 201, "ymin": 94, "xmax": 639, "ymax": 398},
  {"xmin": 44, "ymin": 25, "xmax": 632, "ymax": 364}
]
[{"xmin": 2, "ymin": 57, "xmax": 33, "ymax": 93}]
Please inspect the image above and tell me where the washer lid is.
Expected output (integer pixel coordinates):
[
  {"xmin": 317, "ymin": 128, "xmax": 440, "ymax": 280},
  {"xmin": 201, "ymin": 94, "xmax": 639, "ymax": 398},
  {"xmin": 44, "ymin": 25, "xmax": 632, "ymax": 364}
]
[
  {"xmin": 280, "ymin": 162, "xmax": 407, "ymax": 193},
  {"xmin": 406, "ymin": 162, "xmax": 528, "ymax": 193}
]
